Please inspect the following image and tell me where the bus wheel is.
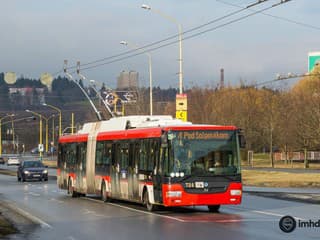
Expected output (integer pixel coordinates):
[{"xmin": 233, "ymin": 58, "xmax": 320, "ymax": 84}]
[
  {"xmin": 208, "ymin": 205, "xmax": 220, "ymax": 212},
  {"xmin": 143, "ymin": 190, "xmax": 156, "ymax": 212},
  {"xmin": 101, "ymin": 182, "xmax": 109, "ymax": 202},
  {"xmin": 68, "ymin": 178, "xmax": 78, "ymax": 198}
]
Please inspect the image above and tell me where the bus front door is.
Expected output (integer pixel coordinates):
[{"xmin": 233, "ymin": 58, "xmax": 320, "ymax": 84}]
[
  {"xmin": 76, "ymin": 143, "xmax": 86, "ymax": 193},
  {"xmin": 111, "ymin": 143, "xmax": 121, "ymax": 199},
  {"xmin": 128, "ymin": 143, "xmax": 139, "ymax": 201}
]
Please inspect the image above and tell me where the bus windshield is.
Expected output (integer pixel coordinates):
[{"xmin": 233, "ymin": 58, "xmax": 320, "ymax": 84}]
[{"xmin": 168, "ymin": 130, "xmax": 240, "ymax": 176}]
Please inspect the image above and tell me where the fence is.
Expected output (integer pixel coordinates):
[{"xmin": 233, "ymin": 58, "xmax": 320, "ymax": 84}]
[{"xmin": 274, "ymin": 152, "xmax": 320, "ymax": 161}]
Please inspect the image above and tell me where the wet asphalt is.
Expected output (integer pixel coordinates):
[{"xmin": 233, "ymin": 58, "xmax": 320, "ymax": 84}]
[{"xmin": 0, "ymin": 169, "xmax": 319, "ymax": 240}]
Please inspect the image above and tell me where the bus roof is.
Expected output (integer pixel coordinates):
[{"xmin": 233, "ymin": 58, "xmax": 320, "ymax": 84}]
[
  {"xmin": 162, "ymin": 125, "xmax": 238, "ymax": 131},
  {"xmin": 59, "ymin": 133, "xmax": 88, "ymax": 143},
  {"xmin": 97, "ymin": 125, "xmax": 237, "ymax": 141},
  {"xmin": 59, "ymin": 116, "xmax": 238, "ymax": 143}
]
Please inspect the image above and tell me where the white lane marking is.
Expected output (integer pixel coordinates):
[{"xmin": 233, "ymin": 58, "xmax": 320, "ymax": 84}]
[
  {"xmin": 82, "ymin": 208, "xmax": 105, "ymax": 218},
  {"xmin": 29, "ymin": 192, "xmax": 40, "ymax": 197},
  {"xmin": 49, "ymin": 198, "xmax": 64, "ymax": 204},
  {"xmin": 252, "ymin": 210, "xmax": 306, "ymax": 221},
  {"xmin": 83, "ymin": 197, "xmax": 186, "ymax": 222},
  {"xmin": 5, "ymin": 202, "xmax": 52, "ymax": 229}
]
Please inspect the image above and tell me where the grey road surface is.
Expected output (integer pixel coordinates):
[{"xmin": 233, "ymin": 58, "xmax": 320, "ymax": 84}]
[{"xmin": 0, "ymin": 174, "xmax": 319, "ymax": 240}]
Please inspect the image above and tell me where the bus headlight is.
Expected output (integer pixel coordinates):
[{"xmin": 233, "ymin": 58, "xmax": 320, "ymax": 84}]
[
  {"xmin": 166, "ymin": 191, "xmax": 182, "ymax": 198},
  {"xmin": 230, "ymin": 190, "xmax": 242, "ymax": 196}
]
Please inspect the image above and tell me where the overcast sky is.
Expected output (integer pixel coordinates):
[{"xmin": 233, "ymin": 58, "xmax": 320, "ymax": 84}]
[{"xmin": 0, "ymin": 0, "xmax": 319, "ymax": 89}]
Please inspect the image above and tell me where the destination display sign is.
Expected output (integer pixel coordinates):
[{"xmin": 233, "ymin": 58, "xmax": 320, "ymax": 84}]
[{"xmin": 175, "ymin": 131, "xmax": 231, "ymax": 140}]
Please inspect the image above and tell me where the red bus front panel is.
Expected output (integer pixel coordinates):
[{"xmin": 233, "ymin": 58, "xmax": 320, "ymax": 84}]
[{"xmin": 162, "ymin": 182, "xmax": 242, "ymax": 207}]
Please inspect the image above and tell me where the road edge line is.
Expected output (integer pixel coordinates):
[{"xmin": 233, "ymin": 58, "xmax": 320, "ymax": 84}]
[{"xmin": 4, "ymin": 201, "xmax": 52, "ymax": 229}]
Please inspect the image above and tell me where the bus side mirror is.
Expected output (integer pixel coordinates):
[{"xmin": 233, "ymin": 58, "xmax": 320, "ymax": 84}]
[
  {"xmin": 239, "ymin": 134, "xmax": 246, "ymax": 149},
  {"xmin": 161, "ymin": 132, "xmax": 168, "ymax": 148}
]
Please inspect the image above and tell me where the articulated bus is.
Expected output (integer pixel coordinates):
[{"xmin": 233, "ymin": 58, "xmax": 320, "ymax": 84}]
[{"xmin": 57, "ymin": 116, "xmax": 244, "ymax": 212}]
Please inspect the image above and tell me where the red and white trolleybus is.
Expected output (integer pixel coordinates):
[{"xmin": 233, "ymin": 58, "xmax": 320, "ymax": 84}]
[{"xmin": 57, "ymin": 115, "xmax": 244, "ymax": 212}]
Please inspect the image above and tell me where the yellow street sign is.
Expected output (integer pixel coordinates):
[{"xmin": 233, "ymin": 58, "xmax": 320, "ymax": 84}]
[
  {"xmin": 176, "ymin": 94, "xmax": 187, "ymax": 111},
  {"xmin": 176, "ymin": 110, "xmax": 187, "ymax": 122}
]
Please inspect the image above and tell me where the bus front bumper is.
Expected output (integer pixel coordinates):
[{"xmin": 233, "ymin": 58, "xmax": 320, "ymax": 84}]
[{"xmin": 162, "ymin": 182, "xmax": 242, "ymax": 207}]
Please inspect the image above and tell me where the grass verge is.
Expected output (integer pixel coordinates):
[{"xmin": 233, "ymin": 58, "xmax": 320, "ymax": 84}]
[
  {"xmin": 42, "ymin": 160, "xmax": 57, "ymax": 168},
  {"xmin": 0, "ymin": 215, "xmax": 17, "ymax": 237},
  {"xmin": 0, "ymin": 170, "xmax": 16, "ymax": 177},
  {"xmin": 242, "ymin": 153, "xmax": 320, "ymax": 169},
  {"xmin": 242, "ymin": 169, "xmax": 320, "ymax": 188}
]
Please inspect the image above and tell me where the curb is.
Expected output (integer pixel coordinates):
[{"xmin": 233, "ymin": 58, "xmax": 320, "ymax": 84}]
[
  {"xmin": 245, "ymin": 191, "xmax": 320, "ymax": 204},
  {"xmin": 1, "ymin": 200, "xmax": 52, "ymax": 229}
]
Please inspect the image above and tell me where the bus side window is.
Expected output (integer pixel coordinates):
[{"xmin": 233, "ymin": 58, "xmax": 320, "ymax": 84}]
[
  {"xmin": 104, "ymin": 142, "xmax": 112, "ymax": 166},
  {"xmin": 95, "ymin": 141, "xmax": 104, "ymax": 167},
  {"xmin": 160, "ymin": 147, "xmax": 169, "ymax": 175},
  {"xmin": 133, "ymin": 142, "xmax": 140, "ymax": 170},
  {"xmin": 139, "ymin": 139, "xmax": 148, "ymax": 171},
  {"xmin": 80, "ymin": 143, "xmax": 87, "ymax": 170},
  {"xmin": 58, "ymin": 144, "xmax": 64, "ymax": 168},
  {"xmin": 111, "ymin": 143, "xmax": 118, "ymax": 166},
  {"xmin": 120, "ymin": 142, "xmax": 129, "ymax": 170},
  {"xmin": 150, "ymin": 139, "xmax": 160, "ymax": 173}
]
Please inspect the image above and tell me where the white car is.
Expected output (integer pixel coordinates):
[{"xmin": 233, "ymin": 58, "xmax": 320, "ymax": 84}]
[{"xmin": 7, "ymin": 157, "xmax": 20, "ymax": 166}]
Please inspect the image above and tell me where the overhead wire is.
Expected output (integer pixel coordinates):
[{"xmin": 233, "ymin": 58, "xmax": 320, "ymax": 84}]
[
  {"xmin": 255, "ymin": 73, "xmax": 320, "ymax": 87},
  {"xmin": 77, "ymin": 1, "xmax": 288, "ymax": 72},
  {"xmin": 63, "ymin": 0, "xmax": 271, "ymax": 72},
  {"xmin": 216, "ymin": 0, "xmax": 320, "ymax": 31}
]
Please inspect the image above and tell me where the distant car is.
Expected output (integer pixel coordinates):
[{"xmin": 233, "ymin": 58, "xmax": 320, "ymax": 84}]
[
  {"xmin": 0, "ymin": 157, "xmax": 5, "ymax": 164},
  {"xmin": 17, "ymin": 160, "xmax": 48, "ymax": 182},
  {"xmin": 30, "ymin": 147, "xmax": 39, "ymax": 154},
  {"xmin": 7, "ymin": 157, "xmax": 20, "ymax": 166}
]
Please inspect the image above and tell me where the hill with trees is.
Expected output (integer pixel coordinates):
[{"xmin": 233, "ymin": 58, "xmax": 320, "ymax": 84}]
[{"xmin": 0, "ymin": 67, "xmax": 320, "ymax": 157}]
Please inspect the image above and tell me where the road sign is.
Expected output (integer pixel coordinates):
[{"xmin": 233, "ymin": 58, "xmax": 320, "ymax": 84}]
[
  {"xmin": 308, "ymin": 52, "xmax": 320, "ymax": 72},
  {"xmin": 176, "ymin": 110, "xmax": 187, "ymax": 122},
  {"xmin": 38, "ymin": 144, "xmax": 44, "ymax": 153},
  {"xmin": 176, "ymin": 94, "xmax": 188, "ymax": 111},
  {"xmin": 176, "ymin": 94, "xmax": 187, "ymax": 121}
]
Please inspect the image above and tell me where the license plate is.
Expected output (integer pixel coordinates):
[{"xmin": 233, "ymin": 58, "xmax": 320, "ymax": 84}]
[
  {"xmin": 195, "ymin": 182, "xmax": 204, "ymax": 188},
  {"xmin": 33, "ymin": 174, "xmax": 40, "ymax": 177}
]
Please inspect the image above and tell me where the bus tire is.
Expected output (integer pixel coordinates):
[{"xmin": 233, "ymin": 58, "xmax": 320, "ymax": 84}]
[
  {"xmin": 101, "ymin": 182, "xmax": 110, "ymax": 202},
  {"xmin": 208, "ymin": 205, "xmax": 220, "ymax": 212},
  {"xmin": 143, "ymin": 189, "xmax": 156, "ymax": 212},
  {"xmin": 68, "ymin": 178, "xmax": 78, "ymax": 198}
]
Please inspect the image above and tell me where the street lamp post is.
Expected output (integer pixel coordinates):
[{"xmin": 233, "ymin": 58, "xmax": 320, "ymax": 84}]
[
  {"xmin": 43, "ymin": 114, "xmax": 55, "ymax": 153},
  {"xmin": 51, "ymin": 115, "xmax": 55, "ymax": 147},
  {"xmin": 42, "ymin": 103, "xmax": 62, "ymax": 137},
  {"xmin": 26, "ymin": 110, "xmax": 43, "ymax": 158},
  {"xmin": 0, "ymin": 114, "xmax": 15, "ymax": 156},
  {"xmin": 120, "ymin": 40, "xmax": 153, "ymax": 115},
  {"xmin": 142, "ymin": 4, "xmax": 183, "ymax": 94},
  {"xmin": 9, "ymin": 115, "xmax": 15, "ymax": 153}
]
